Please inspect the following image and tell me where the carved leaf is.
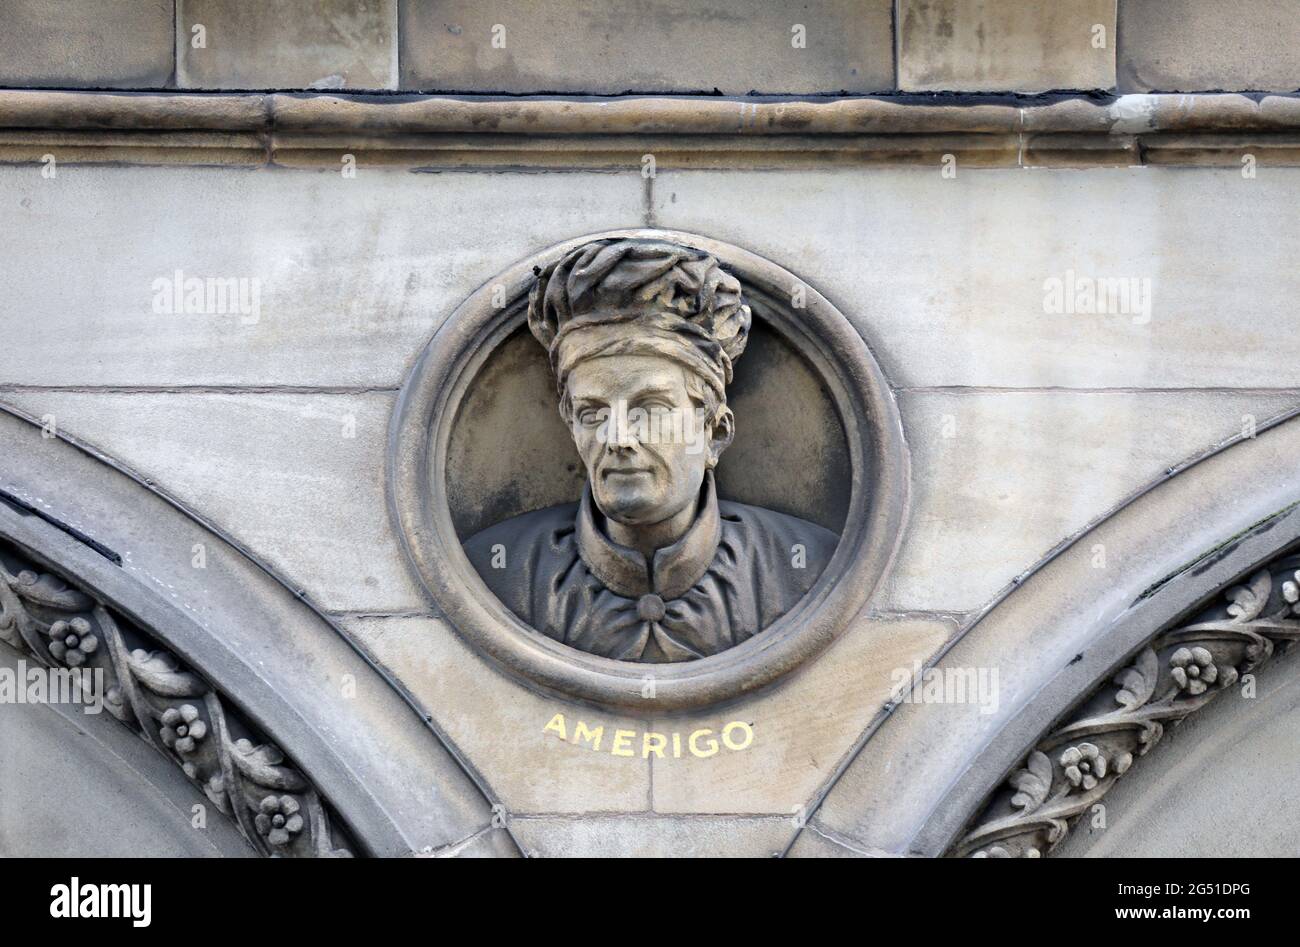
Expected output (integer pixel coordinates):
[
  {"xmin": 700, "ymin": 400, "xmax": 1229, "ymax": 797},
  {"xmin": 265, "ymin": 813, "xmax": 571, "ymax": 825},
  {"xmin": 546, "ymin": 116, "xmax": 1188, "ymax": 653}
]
[
  {"xmin": 1136, "ymin": 720, "xmax": 1164, "ymax": 755},
  {"xmin": 8, "ymin": 569, "xmax": 93, "ymax": 611},
  {"xmin": 231, "ymin": 740, "xmax": 309, "ymax": 792},
  {"xmin": 127, "ymin": 649, "xmax": 207, "ymax": 698},
  {"xmin": 1226, "ymin": 570, "xmax": 1271, "ymax": 622},
  {"xmin": 1009, "ymin": 750, "xmax": 1054, "ymax": 813},
  {"xmin": 0, "ymin": 593, "xmax": 20, "ymax": 648},
  {"xmin": 1113, "ymin": 647, "xmax": 1159, "ymax": 710}
]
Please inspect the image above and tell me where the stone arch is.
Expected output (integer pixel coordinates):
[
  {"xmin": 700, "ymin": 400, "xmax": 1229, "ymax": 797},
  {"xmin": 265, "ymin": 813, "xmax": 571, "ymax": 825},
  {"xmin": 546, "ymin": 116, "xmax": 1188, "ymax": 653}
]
[
  {"xmin": 790, "ymin": 406, "xmax": 1300, "ymax": 857},
  {"xmin": 0, "ymin": 404, "xmax": 517, "ymax": 858}
]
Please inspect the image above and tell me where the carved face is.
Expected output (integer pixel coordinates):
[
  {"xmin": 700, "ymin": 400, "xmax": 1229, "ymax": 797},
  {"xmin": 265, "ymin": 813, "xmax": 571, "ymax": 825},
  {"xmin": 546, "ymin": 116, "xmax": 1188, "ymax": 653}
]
[{"xmin": 566, "ymin": 355, "xmax": 728, "ymax": 528}]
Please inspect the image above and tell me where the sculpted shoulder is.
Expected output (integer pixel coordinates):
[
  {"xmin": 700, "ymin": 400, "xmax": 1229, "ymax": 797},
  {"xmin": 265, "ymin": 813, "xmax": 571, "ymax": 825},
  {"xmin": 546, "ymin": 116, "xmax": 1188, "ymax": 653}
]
[
  {"xmin": 463, "ymin": 502, "xmax": 580, "ymax": 570},
  {"xmin": 716, "ymin": 500, "xmax": 840, "ymax": 566}
]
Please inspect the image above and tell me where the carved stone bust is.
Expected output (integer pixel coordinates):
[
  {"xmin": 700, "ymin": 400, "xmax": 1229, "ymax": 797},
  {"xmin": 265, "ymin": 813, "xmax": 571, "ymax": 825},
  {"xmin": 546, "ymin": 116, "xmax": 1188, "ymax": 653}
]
[{"xmin": 463, "ymin": 238, "xmax": 838, "ymax": 662}]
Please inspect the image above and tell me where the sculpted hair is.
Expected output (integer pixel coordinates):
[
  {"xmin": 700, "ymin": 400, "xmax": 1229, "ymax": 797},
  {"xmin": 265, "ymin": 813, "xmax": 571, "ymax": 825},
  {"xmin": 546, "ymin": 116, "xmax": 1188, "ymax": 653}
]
[
  {"xmin": 528, "ymin": 239, "xmax": 751, "ymax": 366},
  {"xmin": 528, "ymin": 238, "xmax": 750, "ymax": 438}
]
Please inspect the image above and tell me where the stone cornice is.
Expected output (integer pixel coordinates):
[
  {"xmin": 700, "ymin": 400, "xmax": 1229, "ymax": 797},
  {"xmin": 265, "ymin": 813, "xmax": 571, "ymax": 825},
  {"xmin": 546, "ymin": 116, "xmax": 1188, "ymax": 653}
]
[{"xmin": 1, "ymin": 90, "xmax": 1299, "ymax": 169}]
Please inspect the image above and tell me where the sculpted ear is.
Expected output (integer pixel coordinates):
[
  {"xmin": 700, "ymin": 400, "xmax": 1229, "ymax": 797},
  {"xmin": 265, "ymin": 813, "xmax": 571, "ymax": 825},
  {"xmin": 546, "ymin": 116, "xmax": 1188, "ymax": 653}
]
[{"xmin": 707, "ymin": 407, "xmax": 735, "ymax": 468}]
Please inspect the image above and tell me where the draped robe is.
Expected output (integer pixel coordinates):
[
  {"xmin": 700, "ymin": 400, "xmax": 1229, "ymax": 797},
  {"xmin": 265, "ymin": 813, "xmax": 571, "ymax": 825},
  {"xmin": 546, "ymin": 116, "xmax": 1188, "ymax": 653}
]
[{"xmin": 464, "ymin": 473, "xmax": 838, "ymax": 662}]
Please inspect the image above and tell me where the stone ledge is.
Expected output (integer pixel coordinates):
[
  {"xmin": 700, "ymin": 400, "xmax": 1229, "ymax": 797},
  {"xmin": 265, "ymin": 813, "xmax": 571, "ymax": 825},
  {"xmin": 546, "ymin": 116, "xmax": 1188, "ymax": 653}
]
[{"xmin": 1, "ymin": 91, "xmax": 1299, "ymax": 168}]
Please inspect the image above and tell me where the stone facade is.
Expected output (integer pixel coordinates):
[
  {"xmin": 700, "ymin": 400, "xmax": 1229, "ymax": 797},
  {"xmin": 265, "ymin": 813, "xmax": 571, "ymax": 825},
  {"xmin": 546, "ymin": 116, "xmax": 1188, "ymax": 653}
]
[
  {"xmin": 2, "ymin": 3, "xmax": 1300, "ymax": 860},
  {"xmin": 8, "ymin": 1, "xmax": 1298, "ymax": 95}
]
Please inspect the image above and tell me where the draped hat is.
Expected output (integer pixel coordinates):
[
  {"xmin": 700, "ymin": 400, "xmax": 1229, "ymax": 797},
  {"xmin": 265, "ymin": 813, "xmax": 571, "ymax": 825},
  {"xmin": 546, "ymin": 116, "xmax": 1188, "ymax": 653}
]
[{"xmin": 527, "ymin": 239, "xmax": 751, "ymax": 410}]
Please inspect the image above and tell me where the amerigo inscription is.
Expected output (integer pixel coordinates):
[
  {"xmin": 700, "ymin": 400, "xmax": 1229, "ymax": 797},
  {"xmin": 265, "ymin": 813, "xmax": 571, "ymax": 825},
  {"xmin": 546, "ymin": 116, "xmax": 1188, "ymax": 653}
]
[{"xmin": 542, "ymin": 713, "xmax": 755, "ymax": 759}]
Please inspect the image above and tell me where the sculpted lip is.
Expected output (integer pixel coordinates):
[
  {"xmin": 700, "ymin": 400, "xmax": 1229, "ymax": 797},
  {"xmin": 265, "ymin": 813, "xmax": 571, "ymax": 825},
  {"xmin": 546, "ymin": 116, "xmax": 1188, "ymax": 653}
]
[{"xmin": 602, "ymin": 466, "xmax": 652, "ymax": 478}]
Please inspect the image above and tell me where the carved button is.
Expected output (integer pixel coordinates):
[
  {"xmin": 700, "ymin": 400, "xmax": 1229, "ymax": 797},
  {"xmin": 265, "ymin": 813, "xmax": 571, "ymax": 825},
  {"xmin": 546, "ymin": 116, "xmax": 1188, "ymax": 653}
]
[{"xmin": 637, "ymin": 593, "xmax": 666, "ymax": 622}]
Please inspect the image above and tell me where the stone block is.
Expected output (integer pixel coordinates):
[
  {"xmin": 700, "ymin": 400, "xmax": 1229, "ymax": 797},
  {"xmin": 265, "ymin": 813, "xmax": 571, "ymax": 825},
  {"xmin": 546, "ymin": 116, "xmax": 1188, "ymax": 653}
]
[
  {"xmin": 651, "ymin": 167, "xmax": 1300, "ymax": 389},
  {"xmin": 0, "ymin": 165, "xmax": 643, "ymax": 388},
  {"xmin": 178, "ymin": 0, "xmax": 397, "ymax": 89},
  {"xmin": 0, "ymin": 0, "xmax": 173, "ymax": 88},
  {"xmin": 510, "ymin": 814, "xmax": 794, "ymax": 857},
  {"xmin": 649, "ymin": 617, "xmax": 953, "ymax": 813},
  {"xmin": 898, "ymin": 0, "xmax": 1116, "ymax": 92},
  {"xmin": 883, "ymin": 390, "xmax": 1300, "ymax": 613},
  {"xmin": 1118, "ymin": 0, "xmax": 1300, "ymax": 92},
  {"xmin": 342, "ymin": 616, "xmax": 652, "ymax": 814},
  {"xmin": 400, "ymin": 0, "xmax": 894, "ymax": 94},
  {"xmin": 0, "ymin": 390, "xmax": 425, "ymax": 613}
]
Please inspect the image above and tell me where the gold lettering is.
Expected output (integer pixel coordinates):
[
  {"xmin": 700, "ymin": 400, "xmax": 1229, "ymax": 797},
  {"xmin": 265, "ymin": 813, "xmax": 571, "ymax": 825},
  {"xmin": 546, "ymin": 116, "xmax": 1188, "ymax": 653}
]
[
  {"xmin": 542, "ymin": 713, "xmax": 567, "ymax": 740},
  {"xmin": 688, "ymin": 728, "xmax": 718, "ymax": 758},
  {"xmin": 573, "ymin": 721, "xmax": 604, "ymax": 751},
  {"xmin": 722, "ymin": 721, "xmax": 754, "ymax": 751},
  {"xmin": 642, "ymin": 732, "xmax": 667, "ymax": 758},
  {"xmin": 611, "ymin": 728, "xmax": 636, "ymax": 757}
]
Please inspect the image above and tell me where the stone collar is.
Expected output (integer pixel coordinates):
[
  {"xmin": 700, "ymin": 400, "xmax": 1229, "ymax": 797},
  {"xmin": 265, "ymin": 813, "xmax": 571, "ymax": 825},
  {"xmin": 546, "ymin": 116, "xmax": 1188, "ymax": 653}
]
[{"xmin": 576, "ymin": 471, "xmax": 721, "ymax": 601}]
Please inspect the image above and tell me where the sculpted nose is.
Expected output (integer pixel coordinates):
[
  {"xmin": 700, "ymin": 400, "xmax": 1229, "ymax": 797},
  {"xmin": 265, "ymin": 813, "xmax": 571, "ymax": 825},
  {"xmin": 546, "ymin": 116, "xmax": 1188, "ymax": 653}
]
[
  {"xmin": 605, "ymin": 404, "xmax": 639, "ymax": 452},
  {"xmin": 607, "ymin": 430, "xmax": 637, "ymax": 453}
]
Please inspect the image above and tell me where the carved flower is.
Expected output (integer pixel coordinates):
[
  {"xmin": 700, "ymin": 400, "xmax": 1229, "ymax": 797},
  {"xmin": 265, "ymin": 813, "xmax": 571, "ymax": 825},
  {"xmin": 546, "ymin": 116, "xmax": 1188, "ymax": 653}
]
[
  {"xmin": 1170, "ymin": 646, "xmax": 1218, "ymax": 695},
  {"xmin": 1059, "ymin": 742, "xmax": 1107, "ymax": 791},
  {"xmin": 160, "ymin": 704, "xmax": 207, "ymax": 754},
  {"xmin": 46, "ymin": 616, "xmax": 98, "ymax": 667},
  {"xmin": 255, "ymin": 794, "xmax": 304, "ymax": 848}
]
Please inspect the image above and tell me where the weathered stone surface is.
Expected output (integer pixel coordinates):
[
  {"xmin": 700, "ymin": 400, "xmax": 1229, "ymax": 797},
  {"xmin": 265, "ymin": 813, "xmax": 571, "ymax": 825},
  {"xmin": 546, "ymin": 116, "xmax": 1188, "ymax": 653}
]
[
  {"xmin": 0, "ymin": 91, "xmax": 271, "ymax": 131},
  {"xmin": 510, "ymin": 814, "xmax": 794, "ymax": 857},
  {"xmin": 342, "ymin": 616, "xmax": 652, "ymax": 813},
  {"xmin": 809, "ymin": 412, "xmax": 1300, "ymax": 855},
  {"xmin": 0, "ymin": 0, "xmax": 173, "ymax": 88},
  {"xmin": 898, "ymin": 0, "xmax": 1115, "ymax": 92},
  {"xmin": 883, "ymin": 390, "xmax": 1300, "ymax": 613},
  {"xmin": 399, "ymin": 0, "xmax": 894, "ymax": 94},
  {"xmin": 433, "ymin": 827, "xmax": 517, "ymax": 858},
  {"xmin": 6, "ymin": 88, "xmax": 1299, "ymax": 144},
  {"xmin": 338, "ymin": 616, "xmax": 954, "ymax": 825},
  {"xmin": 652, "ymin": 167, "xmax": 1300, "ymax": 388},
  {"xmin": 266, "ymin": 92, "xmax": 1019, "ymax": 137},
  {"xmin": 0, "ymin": 391, "xmax": 425, "ymax": 613},
  {"xmin": 0, "ymin": 165, "xmax": 642, "ymax": 388},
  {"xmin": 6, "ymin": 91, "xmax": 1300, "ymax": 170},
  {"xmin": 178, "ymin": 0, "xmax": 398, "ymax": 90},
  {"xmin": 1119, "ymin": 0, "xmax": 1300, "ymax": 93},
  {"xmin": 9, "ymin": 164, "xmax": 1299, "ymax": 390},
  {"xmin": 785, "ymin": 827, "xmax": 879, "ymax": 857},
  {"xmin": 649, "ymin": 617, "xmax": 952, "ymax": 813}
]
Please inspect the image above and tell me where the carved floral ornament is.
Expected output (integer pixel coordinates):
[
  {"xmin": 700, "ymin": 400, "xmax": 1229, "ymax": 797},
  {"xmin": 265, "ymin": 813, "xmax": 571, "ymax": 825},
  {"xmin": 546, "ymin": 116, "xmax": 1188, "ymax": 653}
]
[
  {"xmin": 0, "ymin": 539, "xmax": 354, "ymax": 858},
  {"xmin": 952, "ymin": 549, "xmax": 1300, "ymax": 858}
]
